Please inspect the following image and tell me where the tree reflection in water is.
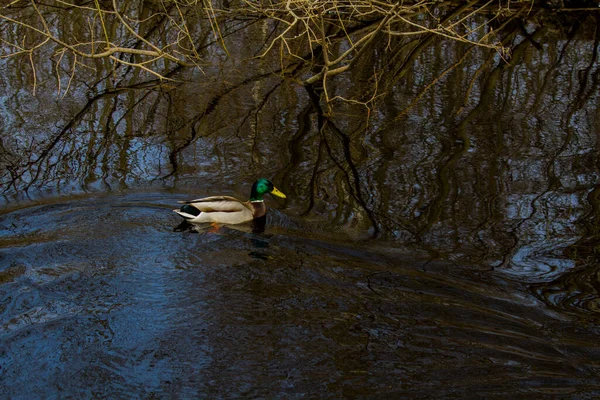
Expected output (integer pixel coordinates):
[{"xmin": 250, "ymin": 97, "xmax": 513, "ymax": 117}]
[{"xmin": 2, "ymin": 8, "xmax": 598, "ymax": 264}]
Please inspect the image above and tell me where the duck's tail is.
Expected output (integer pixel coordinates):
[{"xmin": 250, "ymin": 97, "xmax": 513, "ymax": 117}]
[{"xmin": 173, "ymin": 204, "xmax": 201, "ymax": 220}]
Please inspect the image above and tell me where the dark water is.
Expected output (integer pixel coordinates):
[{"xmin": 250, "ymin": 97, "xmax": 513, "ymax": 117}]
[
  {"xmin": 2, "ymin": 193, "xmax": 600, "ymax": 398},
  {"xmin": 2, "ymin": 2, "xmax": 600, "ymax": 398}
]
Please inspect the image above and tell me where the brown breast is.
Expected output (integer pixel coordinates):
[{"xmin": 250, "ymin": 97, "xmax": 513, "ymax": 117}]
[{"xmin": 250, "ymin": 201, "xmax": 266, "ymax": 218}]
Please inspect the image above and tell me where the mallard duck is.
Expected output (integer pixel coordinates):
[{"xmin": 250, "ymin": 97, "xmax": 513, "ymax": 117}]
[{"xmin": 173, "ymin": 178, "xmax": 286, "ymax": 224}]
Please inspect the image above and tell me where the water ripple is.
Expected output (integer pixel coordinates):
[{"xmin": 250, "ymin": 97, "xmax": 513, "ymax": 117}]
[{"xmin": 0, "ymin": 192, "xmax": 599, "ymax": 397}]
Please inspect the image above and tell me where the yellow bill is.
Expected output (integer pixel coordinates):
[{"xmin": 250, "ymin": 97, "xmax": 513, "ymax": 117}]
[{"xmin": 271, "ymin": 186, "xmax": 286, "ymax": 198}]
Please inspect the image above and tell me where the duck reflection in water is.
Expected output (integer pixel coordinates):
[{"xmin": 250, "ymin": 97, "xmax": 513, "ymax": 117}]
[
  {"xmin": 173, "ymin": 215, "xmax": 270, "ymax": 260},
  {"xmin": 173, "ymin": 215, "xmax": 266, "ymax": 235}
]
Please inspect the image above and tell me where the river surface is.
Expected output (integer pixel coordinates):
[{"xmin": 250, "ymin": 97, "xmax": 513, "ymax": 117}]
[
  {"xmin": 2, "ymin": 2, "xmax": 600, "ymax": 398},
  {"xmin": 2, "ymin": 192, "xmax": 600, "ymax": 398}
]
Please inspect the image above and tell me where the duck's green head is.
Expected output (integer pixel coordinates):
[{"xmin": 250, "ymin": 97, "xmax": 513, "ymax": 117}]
[{"xmin": 250, "ymin": 178, "xmax": 286, "ymax": 202}]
